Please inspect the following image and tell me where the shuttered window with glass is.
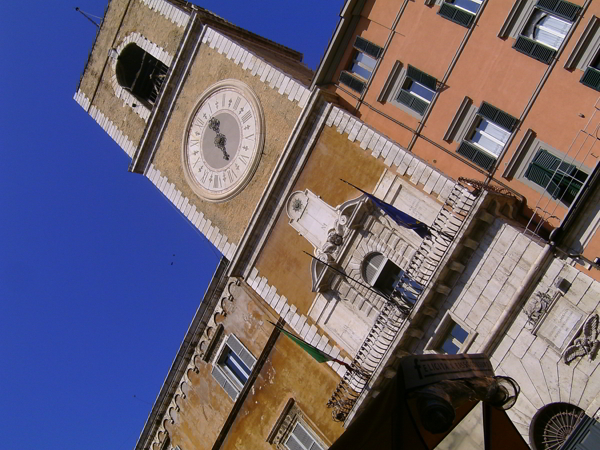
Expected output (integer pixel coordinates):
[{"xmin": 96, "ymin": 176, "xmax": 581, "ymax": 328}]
[
  {"xmin": 457, "ymin": 102, "xmax": 518, "ymax": 171},
  {"xmin": 438, "ymin": 0, "xmax": 482, "ymax": 28},
  {"xmin": 395, "ymin": 65, "xmax": 437, "ymax": 116},
  {"xmin": 514, "ymin": 0, "xmax": 580, "ymax": 64},
  {"xmin": 581, "ymin": 52, "xmax": 600, "ymax": 91},
  {"xmin": 284, "ymin": 423, "xmax": 325, "ymax": 450},
  {"xmin": 211, "ymin": 334, "xmax": 256, "ymax": 401},
  {"xmin": 524, "ymin": 149, "xmax": 588, "ymax": 206},
  {"xmin": 339, "ymin": 37, "xmax": 383, "ymax": 93}
]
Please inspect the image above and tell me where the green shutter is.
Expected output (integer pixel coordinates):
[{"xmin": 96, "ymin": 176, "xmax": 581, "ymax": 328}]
[
  {"xmin": 478, "ymin": 102, "xmax": 519, "ymax": 131},
  {"xmin": 536, "ymin": 0, "xmax": 580, "ymax": 21},
  {"xmin": 532, "ymin": 149, "xmax": 561, "ymax": 171},
  {"xmin": 456, "ymin": 141, "xmax": 496, "ymax": 170},
  {"xmin": 406, "ymin": 65, "xmax": 437, "ymax": 90},
  {"xmin": 397, "ymin": 90, "xmax": 429, "ymax": 115},
  {"xmin": 525, "ymin": 149, "xmax": 586, "ymax": 205},
  {"xmin": 514, "ymin": 36, "xmax": 556, "ymax": 64},
  {"xmin": 339, "ymin": 71, "xmax": 366, "ymax": 93},
  {"xmin": 580, "ymin": 67, "xmax": 600, "ymax": 92},
  {"xmin": 354, "ymin": 36, "xmax": 383, "ymax": 59},
  {"xmin": 438, "ymin": 3, "xmax": 475, "ymax": 28}
]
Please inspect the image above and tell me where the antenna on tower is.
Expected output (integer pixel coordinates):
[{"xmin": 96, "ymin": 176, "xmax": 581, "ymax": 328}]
[{"xmin": 74, "ymin": 7, "xmax": 102, "ymax": 28}]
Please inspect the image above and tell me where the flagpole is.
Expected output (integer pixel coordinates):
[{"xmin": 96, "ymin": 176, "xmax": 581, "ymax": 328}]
[
  {"xmin": 303, "ymin": 251, "xmax": 392, "ymax": 301},
  {"xmin": 340, "ymin": 179, "xmax": 418, "ymax": 230},
  {"xmin": 268, "ymin": 321, "xmax": 370, "ymax": 378},
  {"xmin": 302, "ymin": 251, "xmax": 412, "ymax": 315}
]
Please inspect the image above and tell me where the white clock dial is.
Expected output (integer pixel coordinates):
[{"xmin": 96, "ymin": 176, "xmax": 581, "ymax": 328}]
[{"xmin": 182, "ymin": 80, "xmax": 264, "ymax": 202}]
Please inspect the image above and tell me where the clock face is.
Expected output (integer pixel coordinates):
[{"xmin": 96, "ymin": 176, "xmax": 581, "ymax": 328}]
[{"xmin": 182, "ymin": 80, "xmax": 264, "ymax": 202}]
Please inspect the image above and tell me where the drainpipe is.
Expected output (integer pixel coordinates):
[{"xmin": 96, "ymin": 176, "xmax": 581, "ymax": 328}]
[{"xmin": 407, "ymin": 0, "xmax": 490, "ymax": 152}]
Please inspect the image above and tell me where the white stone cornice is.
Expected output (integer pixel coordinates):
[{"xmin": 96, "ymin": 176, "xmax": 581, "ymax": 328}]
[
  {"xmin": 139, "ymin": 0, "xmax": 190, "ymax": 28},
  {"xmin": 73, "ymin": 89, "xmax": 138, "ymax": 159},
  {"xmin": 145, "ymin": 163, "xmax": 236, "ymax": 259},
  {"xmin": 201, "ymin": 28, "xmax": 311, "ymax": 109},
  {"xmin": 325, "ymin": 106, "xmax": 457, "ymax": 203}
]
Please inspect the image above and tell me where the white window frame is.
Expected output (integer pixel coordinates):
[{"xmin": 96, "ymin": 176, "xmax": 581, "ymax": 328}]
[
  {"xmin": 379, "ymin": 62, "xmax": 438, "ymax": 119},
  {"xmin": 450, "ymin": 0, "xmax": 482, "ymax": 15},
  {"xmin": 349, "ymin": 51, "xmax": 377, "ymax": 82},
  {"xmin": 268, "ymin": 399, "xmax": 329, "ymax": 450},
  {"xmin": 284, "ymin": 422, "xmax": 326, "ymax": 450},
  {"xmin": 425, "ymin": 312, "xmax": 477, "ymax": 355},
  {"xmin": 211, "ymin": 334, "xmax": 256, "ymax": 400},
  {"xmin": 515, "ymin": 140, "xmax": 590, "ymax": 207},
  {"xmin": 468, "ymin": 117, "xmax": 511, "ymax": 159},
  {"xmin": 524, "ymin": 9, "xmax": 572, "ymax": 50}
]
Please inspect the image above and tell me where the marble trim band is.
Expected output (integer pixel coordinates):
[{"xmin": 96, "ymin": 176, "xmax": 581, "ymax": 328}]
[
  {"xmin": 325, "ymin": 105, "xmax": 457, "ymax": 203},
  {"xmin": 145, "ymin": 163, "xmax": 237, "ymax": 260},
  {"xmin": 245, "ymin": 267, "xmax": 352, "ymax": 379},
  {"xmin": 201, "ymin": 28, "xmax": 311, "ymax": 109},
  {"xmin": 110, "ymin": 32, "xmax": 174, "ymax": 122},
  {"xmin": 73, "ymin": 89, "xmax": 138, "ymax": 158},
  {"xmin": 139, "ymin": 0, "xmax": 190, "ymax": 28}
]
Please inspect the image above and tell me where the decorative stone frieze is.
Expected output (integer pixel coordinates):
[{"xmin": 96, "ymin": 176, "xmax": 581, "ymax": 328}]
[{"xmin": 146, "ymin": 279, "xmax": 238, "ymax": 449}]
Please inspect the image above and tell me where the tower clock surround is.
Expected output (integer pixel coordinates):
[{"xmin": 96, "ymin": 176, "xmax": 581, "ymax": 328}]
[{"xmin": 182, "ymin": 79, "xmax": 265, "ymax": 203}]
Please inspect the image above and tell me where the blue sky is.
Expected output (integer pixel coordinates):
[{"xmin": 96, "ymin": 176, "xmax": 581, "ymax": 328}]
[{"xmin": 0, "ymin": 1, "xmax": 342, "ymax": 449}]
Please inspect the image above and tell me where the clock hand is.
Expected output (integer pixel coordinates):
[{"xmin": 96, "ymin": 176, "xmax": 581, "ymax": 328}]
[{"xmin": 208, "ymin": 117, "xmax": 230, "ymax": 160}]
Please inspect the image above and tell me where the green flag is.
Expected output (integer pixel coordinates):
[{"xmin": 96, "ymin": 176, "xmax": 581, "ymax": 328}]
[
  {"xmin": 269, "ymin": 321, "xmax": 353, "ymax": 369},
  {"xmin": 279, "ymin": 326, "xmax": 332, "ymax": 363}
]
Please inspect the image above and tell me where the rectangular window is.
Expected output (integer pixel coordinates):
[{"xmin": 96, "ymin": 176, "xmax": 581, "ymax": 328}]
[
  {"xmin": 339, "ymin": 36, "xmax": 383, "ymax": 93},
  {"xmin": 211, "ymin": 334, "xmax": 256, "ymax": 400},
  {"xmin": 424, "ymin": 312, "xmax": 476, "ymax": 355},
  {"xmin": 513, "ymin": 0, "xmax": 580, "ymax": 64},
  {"xmin": 580, "ymin": 52, "xmax": 600, "ymax": 91},
  {"xmin": 284, "ymin": 422, "xmax": 326, "ymax": 450},
  {"xmin": 440, "ymin": 323, "xmax": 469, "ymax": 354},
  {"xmin": 524, "ymin": 149, "xmax": 588, "ymax": 206},
  {"xmin": 394, "ymin": 65, "xmax": 437, "ymax": 116},
  {"xmin": 438, "ymin": 0, "xmax": 482, "ymax": 28},
  {"xmin": 457, "ymin": 102, "xmax": 518, "ymax": 171}
]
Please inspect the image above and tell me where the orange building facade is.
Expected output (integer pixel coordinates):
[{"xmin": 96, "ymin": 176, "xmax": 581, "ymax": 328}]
[{"xmin": 314, "ymin": 0, "xmax": 600, "ymax": 268}]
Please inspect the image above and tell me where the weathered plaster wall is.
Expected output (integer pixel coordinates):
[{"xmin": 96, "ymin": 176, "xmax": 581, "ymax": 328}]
[
  {"xmin": 78, "ymin": 0, "xmax": 186, "ymax": 146},
  {"xmin": 166, "ymin": 280, "xmax": 275, "ymax": 450},
  {"xmin": 221, "ymin": 333, "xmax": 345, "ymax": 450},
  {"xmin": 152, "ymin": 43, "xmax": 302, "ymax": 245}
]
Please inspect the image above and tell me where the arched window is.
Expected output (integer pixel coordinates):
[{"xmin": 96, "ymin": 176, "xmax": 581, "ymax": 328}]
[
  {"xmin": 362, "ymin": 252, "xmax": 402, "ymax": 297},
  {"xmin": 529, "ymin": 402, "xmax": 586, "ymax": 450},
  {"xmin": 116, "ymin": 43, "xmax": 168, "ymax": 108}
]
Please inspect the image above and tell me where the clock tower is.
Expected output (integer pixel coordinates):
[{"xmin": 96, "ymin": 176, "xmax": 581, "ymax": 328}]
[{"xmin": 74, "ymin": 0, "xmax": 313, "ymax": 261}]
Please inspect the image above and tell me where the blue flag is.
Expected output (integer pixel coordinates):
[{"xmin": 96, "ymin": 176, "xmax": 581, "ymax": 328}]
[{"xmin": 343, "ymin": 180, "xmax": 432, "ymax": 239}]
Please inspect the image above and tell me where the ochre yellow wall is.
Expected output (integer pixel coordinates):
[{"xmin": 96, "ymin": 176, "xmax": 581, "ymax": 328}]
[
  {"xmin": 79, "ymin": 0, "xmax": 186, "ymax": 152},
  {"xmin": 221, "ymin": 333, "xmax": 345, "ymax": 450},
  {"xmin": 166, "ymin": 281, "xmax": 277, "ymax": 450},
  {"xmin": 152, "ymin": 44, "xmax": 302, "ymax": 245},
  {"xmin": 167, "ymin": 280, "xmax": 345, "ymax": 450},
  {"xmin": 255, "ymin": 125, "xmax": 385, "ymax": 317}
]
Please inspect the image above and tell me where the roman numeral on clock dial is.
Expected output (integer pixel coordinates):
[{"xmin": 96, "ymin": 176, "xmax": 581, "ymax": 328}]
[{"xmin": 241, "ymin": 111, "xmax": 252, "ymax": 123}]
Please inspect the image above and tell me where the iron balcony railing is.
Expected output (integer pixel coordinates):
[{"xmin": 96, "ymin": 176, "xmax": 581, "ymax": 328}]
[{"xmin": 327, "ymin": 181, "xmax": 479, "ymax": 422}]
